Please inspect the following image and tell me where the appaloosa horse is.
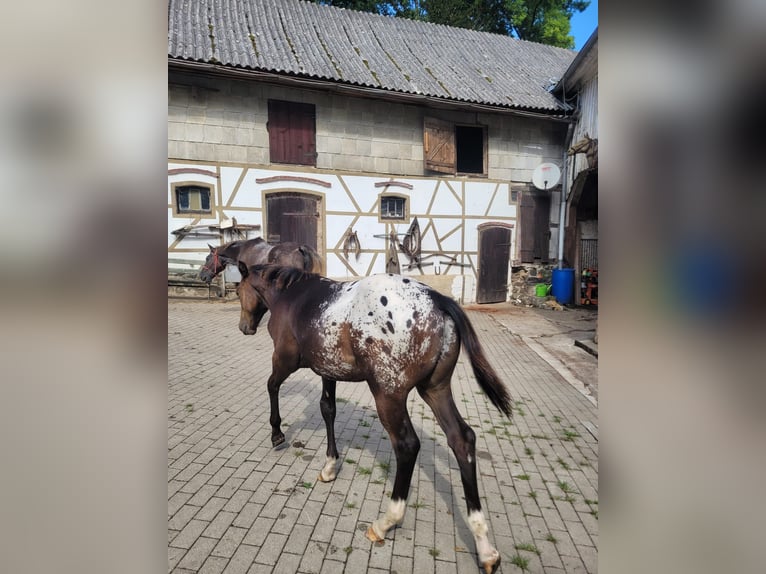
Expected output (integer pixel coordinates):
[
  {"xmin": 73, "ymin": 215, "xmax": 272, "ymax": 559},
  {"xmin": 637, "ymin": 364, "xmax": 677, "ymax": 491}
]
[
  {"xmin": 199, "ymin": 237, "xmax": 323, "ymax": 333},
  {"xmin": 237, "ymin": 263, "xmax": 512, "ymax": 574}
]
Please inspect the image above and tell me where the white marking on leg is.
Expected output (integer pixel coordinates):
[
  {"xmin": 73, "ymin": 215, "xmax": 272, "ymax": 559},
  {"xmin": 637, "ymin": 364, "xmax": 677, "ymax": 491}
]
[
  {"xmin": 319, "ymin": 456, "xmax": 337, "ymax": 481},
  {"xmin": 468, "ymin": 510, "xmax": 500, "ymax": 566},
  {"xmin": 371, "ymin": 498, "xmax": 407, "ymax": 539}
]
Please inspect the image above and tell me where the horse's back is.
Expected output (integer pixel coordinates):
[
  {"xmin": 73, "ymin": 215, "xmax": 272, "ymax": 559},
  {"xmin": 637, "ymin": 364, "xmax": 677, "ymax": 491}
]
[{"xmin": 307, "ymin": 274, "xmax": 457, "ymax": 388}]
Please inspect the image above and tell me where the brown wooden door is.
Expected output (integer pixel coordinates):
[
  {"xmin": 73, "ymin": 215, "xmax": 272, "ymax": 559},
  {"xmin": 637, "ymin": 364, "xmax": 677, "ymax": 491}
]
[
  {"xmin": 265, "ymin": 193, "xmax": 319, "ymax": 249},
  {"xmin": 519, "ymin": 191, "xmax": 550, "ymax": 263},
  {"xmin": 477, "ymin": 225, "xmax": 511, "ymax": 304}
]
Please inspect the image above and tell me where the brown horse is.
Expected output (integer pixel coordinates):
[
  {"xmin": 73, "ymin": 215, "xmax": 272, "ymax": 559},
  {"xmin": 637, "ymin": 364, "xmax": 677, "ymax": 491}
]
[
  {"xmin": 237, "ymin": 263, "xmax": 512, "ymax": 574},
  {"xmin": 568, "ymin": 133, "xmax": 598, "ymax": 168},
  {"xmin": 199, "ymin": 237, "xmax": 323, "ymax": 332}
]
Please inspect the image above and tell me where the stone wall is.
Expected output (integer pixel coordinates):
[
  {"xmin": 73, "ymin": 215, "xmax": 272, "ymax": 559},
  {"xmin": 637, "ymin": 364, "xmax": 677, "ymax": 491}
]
[{"xmin": 510, "ymin": 263, "xmax": 558, "ymax": 308}]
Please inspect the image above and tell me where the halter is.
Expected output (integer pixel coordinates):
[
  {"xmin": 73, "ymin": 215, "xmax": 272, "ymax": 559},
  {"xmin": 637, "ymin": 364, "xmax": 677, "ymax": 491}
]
[{"xmin": 202, "ymin": 248, "xmax": 222, "ymax": 276}]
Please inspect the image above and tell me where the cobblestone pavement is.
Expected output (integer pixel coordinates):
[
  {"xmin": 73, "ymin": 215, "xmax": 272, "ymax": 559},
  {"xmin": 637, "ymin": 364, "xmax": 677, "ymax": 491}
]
[{"xmin": 169, "ymin": 299, "xmax": 598, "ymax": 574}]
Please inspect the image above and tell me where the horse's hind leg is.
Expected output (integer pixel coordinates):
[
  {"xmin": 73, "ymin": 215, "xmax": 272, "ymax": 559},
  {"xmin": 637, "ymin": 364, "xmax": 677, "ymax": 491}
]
[
  {"xmin": 365, "ymin": 392, "xmax": 420, "ymax": 543},
  {"xmin": 317, "ymin": 378, "xmax": 339, "ymax": 482},
  {"xmin": 418, "ymin": 384, "xmax": 501, "ymax": 574}
]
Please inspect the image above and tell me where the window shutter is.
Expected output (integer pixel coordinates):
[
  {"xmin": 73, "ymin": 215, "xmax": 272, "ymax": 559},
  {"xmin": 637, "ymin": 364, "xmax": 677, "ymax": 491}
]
[
  {"xmin": 423, "ymin": 116, "xmax": 456, "ymax": 174},
  {"xmin": 268, "ymin": 100, "xmax": 316, "ymax": 166}
]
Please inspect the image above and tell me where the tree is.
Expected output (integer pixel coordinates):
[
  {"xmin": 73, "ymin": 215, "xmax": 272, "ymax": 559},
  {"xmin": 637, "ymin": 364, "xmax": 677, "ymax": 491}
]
[
  {"xmin": 503, "ymin": 0, "xmax": 589, "ymax": 48},
  {"xmin": 309, "ymin": 0, "xmax": 589, "ymax": 48}
]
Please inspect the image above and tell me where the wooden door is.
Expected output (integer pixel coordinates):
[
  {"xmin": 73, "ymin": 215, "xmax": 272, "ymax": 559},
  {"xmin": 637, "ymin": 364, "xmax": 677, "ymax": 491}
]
[
  {"xmin": 477, "ymin": 225, "xmax": 512, "ymax": 304},
  {"xmin": 519, "ymin": 191, "xmax": 551, "ymax": 263},
  {"xmin": 265, "ymin": 193, "xmax": 319, "ymax": 249}
]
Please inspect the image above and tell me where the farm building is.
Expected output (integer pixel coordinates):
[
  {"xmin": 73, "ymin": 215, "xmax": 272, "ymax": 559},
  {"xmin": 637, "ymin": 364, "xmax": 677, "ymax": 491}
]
[
  {"xmin": 167, "ymin": 0, "xmax": 579, "ymax": 303},
  {"xmin": 553, "ymin": 28, "xmax": 598, "ymax": 306}
]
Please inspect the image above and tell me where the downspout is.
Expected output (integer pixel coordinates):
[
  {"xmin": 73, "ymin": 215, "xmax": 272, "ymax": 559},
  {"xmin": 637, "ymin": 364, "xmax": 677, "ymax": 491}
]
[{"xmin": 557, "ymin": 122, "xmax": 575, "ymax": 268}]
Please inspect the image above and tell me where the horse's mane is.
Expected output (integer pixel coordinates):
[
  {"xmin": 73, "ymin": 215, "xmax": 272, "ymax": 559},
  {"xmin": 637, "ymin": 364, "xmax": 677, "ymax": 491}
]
[{"xmin": 251, "ymin": 264, "xmax": 317, "ymax": 291}]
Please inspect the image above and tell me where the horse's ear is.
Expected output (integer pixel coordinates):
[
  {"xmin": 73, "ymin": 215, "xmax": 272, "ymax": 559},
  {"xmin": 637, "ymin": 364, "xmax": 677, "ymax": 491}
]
[
  {"xmin": 238, "ymin": 260, "xmax": 249, "ymax": 278},
  {"xmin": 208, "ymin": 243, "xmax": 215, "ymax": 252}
]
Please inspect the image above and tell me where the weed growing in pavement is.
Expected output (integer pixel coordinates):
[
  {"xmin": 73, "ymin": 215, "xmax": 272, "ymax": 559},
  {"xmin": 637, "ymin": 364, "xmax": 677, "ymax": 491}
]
[
  {"xmin": 360, "ymin": 420, "xmax": 371, "ymax": 427},
  {"xmin": 429, "ymin": 548, "xmax": 440, "ymax": 557},
  {"xmin": 546, "ymin": 533, "xmax": 558, "ymax": 544},
  {"xmin": 562, "ymin": 429, "xmax": 580, "ymax": 441},
  {"xmin": 510, "ymin": 554, "xmax": 529, "ymax": 570},
  {"xmin": 345, "ymin": 502, "xmax": 356, "ymax": 509},
  {"xmin": 515, "ymin": 543, "xmax": 541, "ymax": 556},
  {"xmin": 345, "ymin": 458, "xmax": 356, "ymax": 465},
  {"xmin": 557, "ymin": 458, "xmax": 571, "ymax": 470},
  {"xmin": 358, "ymin": 467, "xmax": 372, "ymax": 475},
  {"xmin": 515, "ymin": 474, "xmax": 531, "ymax": 481},
  {"xmin": 558, "ymin": 481, "xmax": 574, "ymax": 493}
]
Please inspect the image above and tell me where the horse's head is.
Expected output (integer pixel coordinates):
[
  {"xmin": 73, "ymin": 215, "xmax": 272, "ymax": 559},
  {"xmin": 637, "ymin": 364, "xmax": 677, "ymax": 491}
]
[
  {"xmin": 568, "ymin": 133, "xmax": 593, "ymax": 155},
  {"xmin": 199, "ymin": 244, "xmax": 226, "ymax": 283},
  {"xmin": 236, "ymin": 262, "xmax": 270, "ymax": 335}
]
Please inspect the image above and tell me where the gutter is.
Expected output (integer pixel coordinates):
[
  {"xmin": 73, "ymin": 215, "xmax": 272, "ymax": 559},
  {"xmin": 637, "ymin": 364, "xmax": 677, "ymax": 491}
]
[
  {"xmin": 169, "ymin": 59, "xmax": 574, "ymax": 123},
  {"xmin": 557, "ymin": 121, "xmax": 575, "ymax": 268}
]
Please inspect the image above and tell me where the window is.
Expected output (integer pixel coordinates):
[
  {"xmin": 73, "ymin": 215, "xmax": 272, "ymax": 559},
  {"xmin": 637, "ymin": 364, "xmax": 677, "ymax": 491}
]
[
  {"xmin": 424, "ymin": 116, "xmax": 487, "ymax": 176},
  {"xmin": 173, "ymin": 184, "xmax": 213, "ymax": 216},
  {"xmin": 379, "ymin": 195, "xmax": 407, "ymax": 221},
  {"xmin": 268, "ymin": 100, "xmax": 317, "ymax": 166}
]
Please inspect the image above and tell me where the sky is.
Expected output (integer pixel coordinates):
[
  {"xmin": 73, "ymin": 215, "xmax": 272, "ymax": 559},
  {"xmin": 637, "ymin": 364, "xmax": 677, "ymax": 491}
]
[{"xmin": 570, "ymin": 0, "xmax": 598, "ymax": 50}]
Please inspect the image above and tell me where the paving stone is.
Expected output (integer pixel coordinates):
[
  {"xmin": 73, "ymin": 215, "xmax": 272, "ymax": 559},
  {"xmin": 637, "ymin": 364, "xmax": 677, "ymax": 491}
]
[
  {"xmin": 177, "ymin": 536, "xmax": 218, "ymax": 571},
  {"xmin": 169, "ymin": 301, "xmax": 598, "ymax": 574}
]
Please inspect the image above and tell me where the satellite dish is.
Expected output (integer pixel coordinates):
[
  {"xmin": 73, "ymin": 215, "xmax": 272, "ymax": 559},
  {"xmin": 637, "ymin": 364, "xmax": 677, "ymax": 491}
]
[{"xmin": 531, "ymin": 163, "xmax": 561, "ymax": 190}]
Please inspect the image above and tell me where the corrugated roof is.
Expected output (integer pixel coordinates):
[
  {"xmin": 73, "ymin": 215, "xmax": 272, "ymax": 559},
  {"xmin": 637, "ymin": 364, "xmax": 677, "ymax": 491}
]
[{"xmin": 168, "ymin": 0, "xmax": 576, "ymax": 112}]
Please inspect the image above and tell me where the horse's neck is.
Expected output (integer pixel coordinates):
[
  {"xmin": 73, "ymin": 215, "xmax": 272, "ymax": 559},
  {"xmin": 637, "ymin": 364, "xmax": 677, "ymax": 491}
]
[{"xmin": 218, "ymin": 243, "xmax": 241, "ymax": 262}]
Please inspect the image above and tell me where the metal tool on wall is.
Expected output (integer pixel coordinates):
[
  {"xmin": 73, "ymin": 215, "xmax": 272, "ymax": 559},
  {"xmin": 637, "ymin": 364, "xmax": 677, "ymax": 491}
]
[{"xmin": 341, "ymin": 226, "xmax": 362, "ymax": 261}]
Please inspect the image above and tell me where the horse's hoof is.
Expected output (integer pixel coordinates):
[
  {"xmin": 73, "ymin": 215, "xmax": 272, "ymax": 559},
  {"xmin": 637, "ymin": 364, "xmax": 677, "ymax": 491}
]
[
  {"xmin": 316, "ymin": 472, "xmax": 336, "ymax": 483},
  {"xmin": 365, "ymin": 525, "xmax": 384, "ymax": 543},
  {"xmin": 272, "ymin": 436, "xmax": 288, "ymax": 450},
  {"xmin": 481, "ymin": 555, "xmax": 501, "ymax": 574}
]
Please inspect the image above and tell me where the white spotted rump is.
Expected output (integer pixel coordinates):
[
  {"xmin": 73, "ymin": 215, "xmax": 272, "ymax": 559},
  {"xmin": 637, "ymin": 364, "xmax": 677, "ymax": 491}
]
[{"xmin": 310, "ymin": 275, "xmax": 455, "ymax": 390}]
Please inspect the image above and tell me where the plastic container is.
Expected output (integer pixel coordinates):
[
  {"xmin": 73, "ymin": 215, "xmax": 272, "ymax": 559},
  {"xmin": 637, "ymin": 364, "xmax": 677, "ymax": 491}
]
[
  {"xmin": 551, "ymin": 268, "xmax": 575, "ymax": 305},
  {"xmin": 535, "ymin": 283, "xmax": 548, "ymax": 297}
]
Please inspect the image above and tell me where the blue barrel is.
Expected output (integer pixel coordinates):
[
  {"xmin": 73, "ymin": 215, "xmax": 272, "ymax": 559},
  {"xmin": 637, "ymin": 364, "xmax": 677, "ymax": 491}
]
[{"xmin": 551, "ymin": 268, "xmax": 575, "ymax": 305}]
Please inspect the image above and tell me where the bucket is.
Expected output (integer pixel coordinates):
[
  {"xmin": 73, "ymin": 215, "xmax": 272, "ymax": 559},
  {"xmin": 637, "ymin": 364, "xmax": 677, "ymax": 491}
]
[
  {"xmin": 535, "ymin": 283, "xmax": 548, "ymax": 297},
  {"xmin": 551, "ymin": 268, "xmax": 575, "ymax": 305}
]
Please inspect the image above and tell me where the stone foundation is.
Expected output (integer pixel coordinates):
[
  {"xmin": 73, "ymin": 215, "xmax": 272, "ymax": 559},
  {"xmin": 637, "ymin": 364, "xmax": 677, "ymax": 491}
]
[{"xmin": 510, "ymin": 263, "xmax": 558, "ymax": 308}]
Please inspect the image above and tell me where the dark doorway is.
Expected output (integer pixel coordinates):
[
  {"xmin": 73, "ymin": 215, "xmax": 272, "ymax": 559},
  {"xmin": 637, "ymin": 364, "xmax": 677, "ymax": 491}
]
[
  {"xmin": 456, "ymin": 125, "xmax": 485, "ymax": 174},
  {"xmin": 477, "ymin": 224, "xmax": 512, "ymax": 304}
]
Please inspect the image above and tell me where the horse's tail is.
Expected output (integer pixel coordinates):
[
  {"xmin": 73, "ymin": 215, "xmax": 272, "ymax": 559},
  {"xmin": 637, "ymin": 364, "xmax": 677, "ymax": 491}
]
[
  {"xmin": 430, "ymin": 291, "xmax": 513, "ymax": 417},
  {"xmin": 299, "ymin": 245, "xmax": 324, "ymax": 275}
]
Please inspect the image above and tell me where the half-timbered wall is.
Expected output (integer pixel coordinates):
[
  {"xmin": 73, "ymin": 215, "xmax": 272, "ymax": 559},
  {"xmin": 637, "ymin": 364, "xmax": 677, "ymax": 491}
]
[{"xmin": 168, "ymin": 72, "xmax": 567, "ymax": 303}]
